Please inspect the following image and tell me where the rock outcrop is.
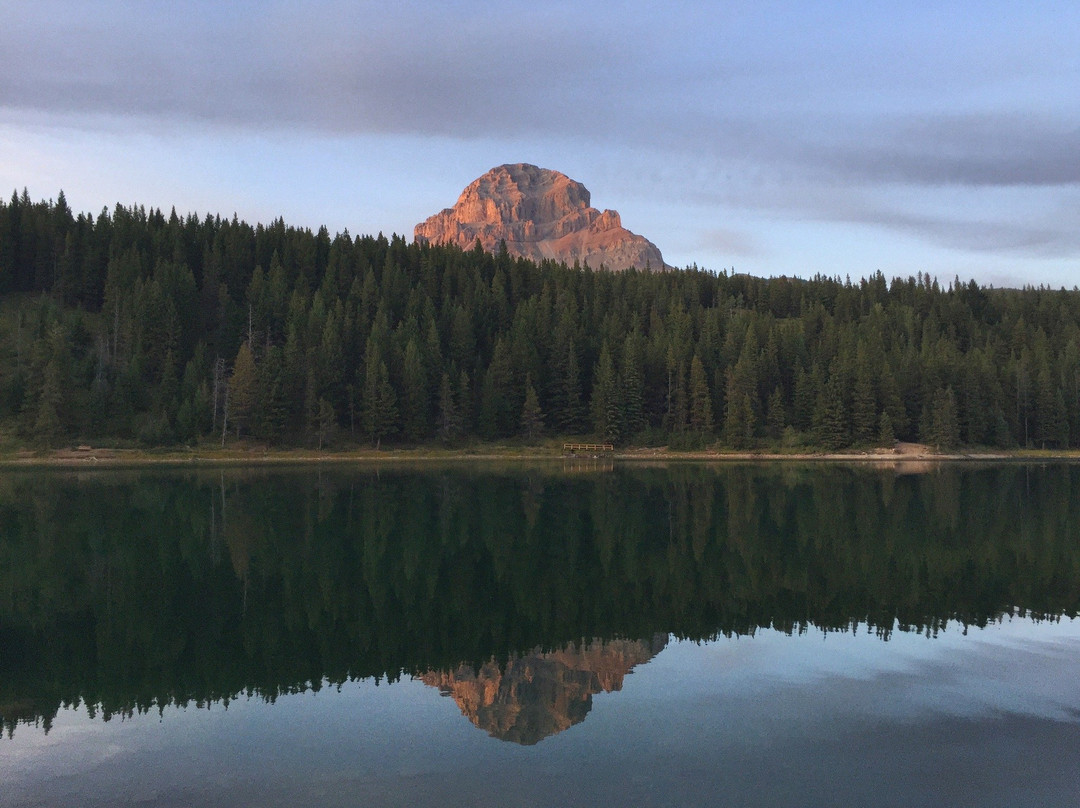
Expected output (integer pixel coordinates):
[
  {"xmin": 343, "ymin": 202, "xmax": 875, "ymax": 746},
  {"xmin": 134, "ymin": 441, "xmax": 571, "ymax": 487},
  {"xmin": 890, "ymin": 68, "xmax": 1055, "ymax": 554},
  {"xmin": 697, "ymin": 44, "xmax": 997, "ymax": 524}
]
[
  {"xmin": 414, "ymin": 163, "xmax": 665, "ymax": 271},
  {"xmin": 418, "ymin": 635, "xmax": 667, "ymax": 745}
]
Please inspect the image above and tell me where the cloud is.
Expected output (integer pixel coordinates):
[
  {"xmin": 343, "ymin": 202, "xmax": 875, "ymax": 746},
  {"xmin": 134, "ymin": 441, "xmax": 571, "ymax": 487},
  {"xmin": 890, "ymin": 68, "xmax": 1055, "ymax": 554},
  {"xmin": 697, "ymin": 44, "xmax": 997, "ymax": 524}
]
[
  {"xmin": 0, "ymin": 1, "xmax": 645, "ymax": 137},
  {"xmin": 809, "ymin": 114, "xmax": 1080, "ymax": 188},
  {"xmin": 4, "ymin": 3, "xmax": 1078, "ymax": 194},
  {"xmin": 696, "ymin": 228, "xmax": 762, "ymax": 258},
  {"xmin": 4, "ymin": 1, "xmax": 1080, "ymax": 281},
  {"xmin": 859, "ymin": 210, "xmax": 1080, "ymax": 258}
]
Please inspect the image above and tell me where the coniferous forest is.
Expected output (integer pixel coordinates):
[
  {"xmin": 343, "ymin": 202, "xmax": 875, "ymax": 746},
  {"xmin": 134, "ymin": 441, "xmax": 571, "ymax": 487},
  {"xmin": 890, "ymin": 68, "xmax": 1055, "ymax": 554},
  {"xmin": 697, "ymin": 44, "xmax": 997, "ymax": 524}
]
[{"xmin": 1, "ymin": 189, "xmax": 1079, "ymax": 450}]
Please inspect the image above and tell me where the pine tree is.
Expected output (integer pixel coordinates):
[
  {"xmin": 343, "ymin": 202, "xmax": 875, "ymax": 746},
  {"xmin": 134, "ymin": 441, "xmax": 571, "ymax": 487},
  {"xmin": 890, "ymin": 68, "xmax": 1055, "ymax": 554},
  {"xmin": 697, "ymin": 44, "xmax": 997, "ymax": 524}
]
[
  {"xmin": 457, "ymin": 369, "xmax": 473, "ymax": 435},
  {"xmin": 765, "ymin": 385, "xmax": 785, "ymax": 440},
  {"xmin": 689, "ymin": 354, "xmax": 715, "ymax": 434},
  {"xmin": 35, "ymin": 356, "xmax": 64, "ymax": 445},
  {"xmin": 814, "ymin": 373, "xmax": 849, "ymax": 450},
  {"xmin": 791, "ymin": 365, "xmax": 819, "ymax": 432},
  {"xmin": 303, "ymin": 365, "xmax": 319, "ymax": 444},
  {"xmin": 362, "ymin": 343, "xmax": 398, "ymax": 445},
  {"xmin": 851, "ymin": 347, "xmax": 877, "ymax": 444},
  {"xmin": 724, "ymin": 329, "xmax": 759, "ymax": 444},
  {"xmin": 228, "ymin": 341, "xmax": 257, "ymax": 438},
  {"xmin": 520, "ymin": 375, "xmax": 544, "ymax": 441},
  {"xmin": 157, "ymin": 348, "xmax": 179, "ymax": 422},
  {"xmin": 879, "ymin": 363, "xmax": 908, "ymax": 440},
  {"xmin": 926, "ymin": 386, "xmax": 960, "ymax": 448},
  {"xmin": 1034, "ymin": 360, "xmax": 1069, "ymax": 448},
  {"xmin": 724, "ymin": 367, "xmax": 755, "ymax": 447},
  {"xmin": 667, "ymin": 357, "xmax": 689, "ymax": 436},
  {"xmin": 878, "ymin": 410, "xmax": 896, "ymax": 445},
  {"xmin": 591, "ymin": 344, "xmax": 621, "ymax": 444},
  {"xmin": 401, "ymin": 338, "xmax": 429, "ymax": 442},
  {"xmin": 315, "ymin": 397, "xmax": 336, "ymax": 449},
  {"xmin": 479, "ymin": 338, "xmax": 516, "ymax": 439},
  {"xmin": 619, "ymin": 333, "xmax": 646, "ymax": 439},
  {"xmin": 33, "ymin": 323, "xmax": 67, "ymax": 445},
  {"xmin": 559, "ymin": 341, "xmax": 585, "ymax": 434},
  {"xmin": 437, "ymin": 372, "xmax": 461, "ymax": 443}
]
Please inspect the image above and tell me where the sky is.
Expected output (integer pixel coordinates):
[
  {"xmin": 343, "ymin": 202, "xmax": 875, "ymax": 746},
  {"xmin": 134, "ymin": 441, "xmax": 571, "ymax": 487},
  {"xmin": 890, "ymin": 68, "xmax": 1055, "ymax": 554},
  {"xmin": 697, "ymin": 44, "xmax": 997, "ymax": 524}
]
[{"xmin": 2, "ymin": 1, "xmax": 1078, "ymax": 289}]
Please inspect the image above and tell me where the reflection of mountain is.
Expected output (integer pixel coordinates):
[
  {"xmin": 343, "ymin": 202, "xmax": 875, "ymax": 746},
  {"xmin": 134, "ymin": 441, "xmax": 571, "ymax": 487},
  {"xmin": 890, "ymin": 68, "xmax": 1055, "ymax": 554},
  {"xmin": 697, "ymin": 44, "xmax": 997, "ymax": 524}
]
[{"xmin": 420, "ymin": 636, "xmax": 667, "ymax": 744}]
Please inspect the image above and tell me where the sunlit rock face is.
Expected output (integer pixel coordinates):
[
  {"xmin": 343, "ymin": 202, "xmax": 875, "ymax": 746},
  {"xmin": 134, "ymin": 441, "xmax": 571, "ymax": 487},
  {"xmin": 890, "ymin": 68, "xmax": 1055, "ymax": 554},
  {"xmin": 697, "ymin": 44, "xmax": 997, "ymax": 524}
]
[
  {"xmin": 418, "ymin": 635, "xmax": 667, "ymax": 745},
  {"xmin": 414, "ymin": 163, "xmax": 666, "ymax": 271}
]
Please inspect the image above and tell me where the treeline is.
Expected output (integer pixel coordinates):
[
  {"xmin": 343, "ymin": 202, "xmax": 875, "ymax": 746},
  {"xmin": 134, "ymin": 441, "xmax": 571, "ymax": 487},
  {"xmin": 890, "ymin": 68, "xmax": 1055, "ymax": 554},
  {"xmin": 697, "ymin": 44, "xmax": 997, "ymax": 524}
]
[{"xmin": 1, "ymin": 189, "xmax": 1079, "ymax": 448}]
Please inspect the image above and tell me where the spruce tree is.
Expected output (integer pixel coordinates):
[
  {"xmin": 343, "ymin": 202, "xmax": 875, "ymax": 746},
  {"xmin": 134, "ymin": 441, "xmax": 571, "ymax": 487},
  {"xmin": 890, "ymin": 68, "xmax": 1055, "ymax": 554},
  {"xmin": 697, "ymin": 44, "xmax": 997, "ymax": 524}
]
[
  {"xmin": 520, "ymin": 375, "xmax": 544, "ymax": 441},
  {"xmin": 689, "ymin": 354, "xmax": 715, "ymax": 434},
  {"xmin": 35, "ymin": 359, "xmax": 64, "ymax": 446},
  {"xmin": 620, "ymin": 333, "xmax": 646, "ymax": 439},
  {"xmin": 362, "ymin": 343, "xmax": 397, "ymax": 445},
  {"xmin": 315, "ymin": 398, "xmax": 336, "ymax": 449},
  {"xmin": 791, "ymin": 365, "xmax": 818, "ymax": 432},
  {"xmin": 457, "ymin": 370, "xmax": 473, "ymax": 435},
  {"xmin": 401, "ymin": 338, "xmax": 429, "ymax": 442},
  {"xmin": 559, "ymin": 341, "xmax": 585, "ymax": 434},
  {"xmin": 228, "ymin": 341, "xmax": 257, "ymax": 438},
  {"xmin": 765, "ymin": 385, "xmax": 785, "ymax": 440},
  {"xmin": 1035, "ymin": 361, "xmax": 1069, "ymax": 448},
  {"xmin": 437, "ymin": 372, "xmax": 461, "ymax": 443},
  {"xmin": 723, "ymin": 329, "xmax": 759, "ymax": 443},
  {"xmin": 878, "ymin": 410, "xmax": 895, "ymax": 445},
  {"xmin": 591, "ymin": 345, "xmax": 620, "ymax": 444},
  {"xmin": 814, "ymin": 374, "xmax": 849, "ymax": 450},
  {"xmin": 926, "ymin": 387, "xmax": 960, "ymax": 448},
  {"xmin": 851, "ymin": 347, "xmax": 877, "ymax": 444},
  {"xmin": 724, "ymin": 368, "xmax": 755, "ymax": 447},
  {"xmin": 479, "ymin": 338, "xmax": 515, "ymax": 439}
]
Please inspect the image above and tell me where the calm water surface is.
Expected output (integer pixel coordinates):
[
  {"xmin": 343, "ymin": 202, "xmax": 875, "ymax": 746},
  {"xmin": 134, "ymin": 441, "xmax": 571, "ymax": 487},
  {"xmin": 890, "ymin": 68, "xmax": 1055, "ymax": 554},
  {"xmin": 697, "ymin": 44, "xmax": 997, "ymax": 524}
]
[{"xmin": 2, "ymin": 462, "xmax": 1079, "ymax": 807}]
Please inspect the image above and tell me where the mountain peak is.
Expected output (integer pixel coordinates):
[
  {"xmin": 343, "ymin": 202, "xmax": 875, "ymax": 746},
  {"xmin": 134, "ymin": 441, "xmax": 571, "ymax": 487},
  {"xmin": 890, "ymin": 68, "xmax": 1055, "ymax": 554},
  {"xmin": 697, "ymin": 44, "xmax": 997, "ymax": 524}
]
[{"xmin": 414, "ymin": 164, "xmax": 665, "ymax": 271}]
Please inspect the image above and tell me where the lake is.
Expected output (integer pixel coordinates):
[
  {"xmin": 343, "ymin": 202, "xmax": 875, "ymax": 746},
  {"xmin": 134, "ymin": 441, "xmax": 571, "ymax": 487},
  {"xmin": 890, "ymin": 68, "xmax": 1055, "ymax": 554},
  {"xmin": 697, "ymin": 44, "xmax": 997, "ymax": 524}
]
[{"xmin": 2, "ymin": 462, "xmax": 1079, "ymax": 807}]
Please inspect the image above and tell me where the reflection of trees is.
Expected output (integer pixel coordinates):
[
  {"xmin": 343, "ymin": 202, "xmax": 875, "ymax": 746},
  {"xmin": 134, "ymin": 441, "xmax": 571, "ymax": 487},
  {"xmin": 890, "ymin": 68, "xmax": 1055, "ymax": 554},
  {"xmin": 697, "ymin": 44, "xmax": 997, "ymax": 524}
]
[{"xmin": 1, "ymin": 463, "xmax": 1080, "ymax": 737}]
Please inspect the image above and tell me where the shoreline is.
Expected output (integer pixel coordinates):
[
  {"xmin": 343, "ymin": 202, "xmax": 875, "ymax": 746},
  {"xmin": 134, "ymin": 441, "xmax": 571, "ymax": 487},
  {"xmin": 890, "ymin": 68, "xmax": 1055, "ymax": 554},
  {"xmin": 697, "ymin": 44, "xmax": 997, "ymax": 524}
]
[{"xmin": 1, "ymin": 442, "xmax": 1078, "ymax": 468}]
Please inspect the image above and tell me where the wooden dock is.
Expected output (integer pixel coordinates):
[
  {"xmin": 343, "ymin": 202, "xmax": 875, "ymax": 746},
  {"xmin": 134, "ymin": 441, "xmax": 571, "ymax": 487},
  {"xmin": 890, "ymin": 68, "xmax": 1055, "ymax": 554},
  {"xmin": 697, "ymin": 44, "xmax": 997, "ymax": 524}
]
[{"xmin": 562, "ymin": 443, "xmax": 614, "ymax": 455}]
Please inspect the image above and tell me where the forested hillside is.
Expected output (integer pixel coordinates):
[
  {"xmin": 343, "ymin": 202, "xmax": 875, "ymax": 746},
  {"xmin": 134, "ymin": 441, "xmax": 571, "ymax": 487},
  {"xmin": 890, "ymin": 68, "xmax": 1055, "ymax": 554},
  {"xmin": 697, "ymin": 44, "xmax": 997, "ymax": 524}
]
[{"xmin": 1, "ymin": 190, "xmax": 1078, "ymax": 449}]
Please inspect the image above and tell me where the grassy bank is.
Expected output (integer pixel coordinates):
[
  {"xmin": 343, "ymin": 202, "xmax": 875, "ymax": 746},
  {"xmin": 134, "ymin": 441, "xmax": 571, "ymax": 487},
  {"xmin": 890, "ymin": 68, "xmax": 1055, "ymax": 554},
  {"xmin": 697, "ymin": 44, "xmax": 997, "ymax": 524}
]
[{"xmin": 2, "ymin": 439, "xmax": 1079, "ymax": 468}]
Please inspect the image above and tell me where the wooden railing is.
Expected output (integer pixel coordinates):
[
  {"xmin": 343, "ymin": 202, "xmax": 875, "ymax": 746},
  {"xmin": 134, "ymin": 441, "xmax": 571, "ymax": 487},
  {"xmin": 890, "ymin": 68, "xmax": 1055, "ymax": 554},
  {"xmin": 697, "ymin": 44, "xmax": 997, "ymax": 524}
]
[{"xmin": 562, "ymin": 443, "xmax": 614, "ymax": 454}]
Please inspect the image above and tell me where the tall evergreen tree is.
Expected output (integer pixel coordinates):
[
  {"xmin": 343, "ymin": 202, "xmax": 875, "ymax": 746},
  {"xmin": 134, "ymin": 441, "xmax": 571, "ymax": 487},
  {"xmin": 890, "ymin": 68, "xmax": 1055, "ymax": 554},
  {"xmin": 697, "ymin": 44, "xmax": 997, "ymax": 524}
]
[
  {"xmin": 1035, "ymin": 361, "xmax": 1069, "ymax": 448},
  {"xmin": 851, "ymin": 346, "xmax": 877, "ymax": 444},
  {"xmin": 362, "ymin": 342, "xmax": 397, "ymax": 445},
  {"xmin": 724, "ymin": 329, "xmax": 759, "ymax": 444},
  {"xmin": 401, "ymin": 338, "xmax": 429, "ymax": 442},
  {"xmin": 620, "ymin": 332, "xmax": 646, "ymax": 439},
  {"xmin": 228, "ymin": 341, "xmax": 257, "ymax": 438},
  {"xmin": 437, "ymin": 371, "xmax": 461, "ymax": 443},
  {"xmin": 558, "ymin": 339, "xmax": 585, "ymax": 434},
  {"xmin": 814, "ymin": 373, "xmax": 849, "ymax": 450},
  {"xmin": 926, "ymin": 386, "xmax": 960, "ymax": 448},
  {"xmin": 479, "ymin": 338, "xmax": 516, "ymax": 439},
  {"xmin": 591, "ymin": 344, "xmax": 621, "ymax": 444},
  {"xmin": 765, "ymin": 385, "xmax": 785, "ymax": 440},
  {"xmin": 689, "ymin": 353, "xmax": 715, "ymax": 435},
  {"xmin": 34, "ymin": 330, "xmax": 65, "ymax": 445},
  {"xmin": 520, "ymin": 374, "xmax": 544, "ymax": 441}
]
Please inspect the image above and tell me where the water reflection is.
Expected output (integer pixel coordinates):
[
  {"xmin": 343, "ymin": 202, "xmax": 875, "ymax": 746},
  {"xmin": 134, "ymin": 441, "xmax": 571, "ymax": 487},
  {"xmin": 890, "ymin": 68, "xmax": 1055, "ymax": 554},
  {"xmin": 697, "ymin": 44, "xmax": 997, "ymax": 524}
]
[
  {"xmin": 419, "ymin": 636, "xmax": 666, "ymax": 744},
  {"xmin": 1, "ymin": 462, "xmax": 1079, "ymax": 741},
  {"xmin": 5, "ymin": 620, "xmax": 1079, "ymax": 808}
]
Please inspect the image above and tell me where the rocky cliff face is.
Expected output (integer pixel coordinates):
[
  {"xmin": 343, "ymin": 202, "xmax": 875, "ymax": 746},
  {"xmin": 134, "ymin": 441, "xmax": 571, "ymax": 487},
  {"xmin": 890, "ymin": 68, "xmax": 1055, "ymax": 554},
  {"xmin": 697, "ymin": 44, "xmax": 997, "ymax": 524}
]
[
  {"xmin": 414, "ymin": 163, "xmax": 665, "ymax": 271},
  {"xmin": 418, "ymin": 635, "xmax": 667, "ymax": 745}
]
